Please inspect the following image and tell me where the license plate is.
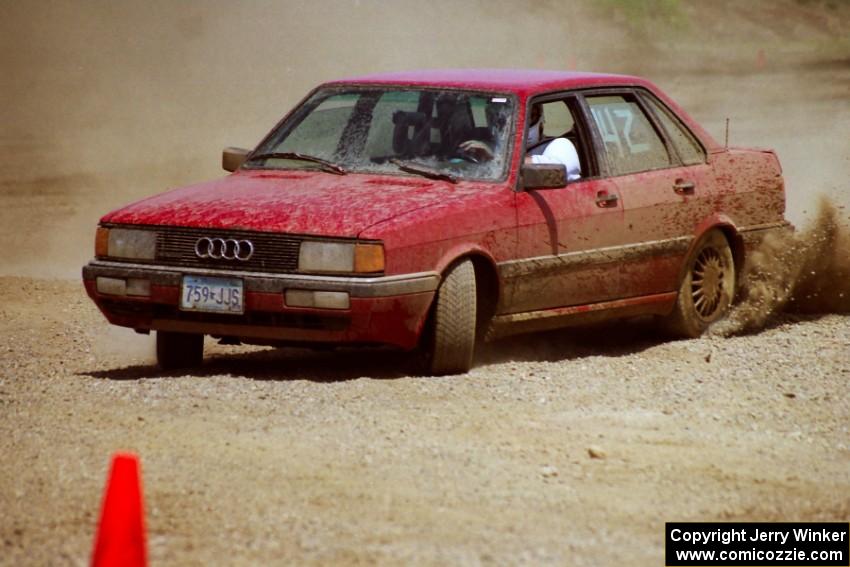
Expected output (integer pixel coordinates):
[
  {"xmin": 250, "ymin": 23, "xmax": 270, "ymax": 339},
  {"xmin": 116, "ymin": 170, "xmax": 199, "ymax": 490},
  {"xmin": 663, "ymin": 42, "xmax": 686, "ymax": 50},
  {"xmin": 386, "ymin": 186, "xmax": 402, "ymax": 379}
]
[{"xmin": 180, "ymin": 275, "xmax": 244, "ymax": 314}]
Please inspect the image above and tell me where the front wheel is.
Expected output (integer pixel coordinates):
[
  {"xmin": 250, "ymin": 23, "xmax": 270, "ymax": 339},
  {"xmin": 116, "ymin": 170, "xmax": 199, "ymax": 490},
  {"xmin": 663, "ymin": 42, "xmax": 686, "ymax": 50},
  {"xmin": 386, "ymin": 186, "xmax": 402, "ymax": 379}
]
[
  {"xmin": 156, "ymin": 331, "xmax": 204, "ymax": 370},
  {"xmin": 427, "ymin": 259, "xmax": 477, "ymax": 375},
  {"xmin": 665, "ymin": 230, "xmax": 736, "ymax": 338}
]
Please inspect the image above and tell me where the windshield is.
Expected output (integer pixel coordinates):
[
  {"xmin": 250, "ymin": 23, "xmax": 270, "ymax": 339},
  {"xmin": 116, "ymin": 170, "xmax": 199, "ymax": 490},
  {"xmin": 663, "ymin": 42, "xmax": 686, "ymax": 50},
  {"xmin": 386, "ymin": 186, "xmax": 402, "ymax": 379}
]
[{"xmin": 248, "ymin": 87, "xmax": 516, "ymax": 181}]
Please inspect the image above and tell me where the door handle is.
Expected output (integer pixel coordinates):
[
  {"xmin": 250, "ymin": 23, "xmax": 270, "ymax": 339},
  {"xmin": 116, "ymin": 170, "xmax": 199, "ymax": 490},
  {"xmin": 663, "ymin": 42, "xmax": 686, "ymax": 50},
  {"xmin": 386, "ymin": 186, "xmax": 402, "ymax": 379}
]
[
  {"xmin": 595, "ymin": 191, "xmax": 619, "ymax": 208},
  {"xmin": 673, "ymin": 179, "xmax": 695, "ymax": 195}
]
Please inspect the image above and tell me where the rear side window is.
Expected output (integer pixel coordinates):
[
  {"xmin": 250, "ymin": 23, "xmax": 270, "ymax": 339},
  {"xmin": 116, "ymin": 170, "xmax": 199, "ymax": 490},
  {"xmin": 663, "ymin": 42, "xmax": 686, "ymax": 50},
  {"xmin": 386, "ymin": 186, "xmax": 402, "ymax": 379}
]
[
  {"xmin": 642, "ymin": 94, "xmax": 705, "ymax": 165},
  {"xmin": 586, "ymin": 94, "xmax": 671, "ymax": 176}
]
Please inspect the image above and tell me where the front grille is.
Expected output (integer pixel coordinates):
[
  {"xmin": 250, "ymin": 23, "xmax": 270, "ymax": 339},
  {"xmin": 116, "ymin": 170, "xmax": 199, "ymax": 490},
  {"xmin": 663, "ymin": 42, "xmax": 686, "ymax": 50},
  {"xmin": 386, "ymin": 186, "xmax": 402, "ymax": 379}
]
[{"xmin": 156, "ymin": 226, "xmax": 302, "ymax": 273}]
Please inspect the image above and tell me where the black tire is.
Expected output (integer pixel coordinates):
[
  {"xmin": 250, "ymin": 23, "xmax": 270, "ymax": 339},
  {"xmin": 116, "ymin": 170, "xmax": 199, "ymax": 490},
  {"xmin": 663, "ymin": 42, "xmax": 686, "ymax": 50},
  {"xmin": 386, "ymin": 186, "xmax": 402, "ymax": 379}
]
[
  {"xmin": 665, "ymin": 229, "xmax": 736, "ymax": 338},
  {"xmin": 156, "ymin": 331, "xmax": 204, "ymax": 370},
  {"xmin": 428, "ymin": 259, "xmax": 477, "ymax": 375}
]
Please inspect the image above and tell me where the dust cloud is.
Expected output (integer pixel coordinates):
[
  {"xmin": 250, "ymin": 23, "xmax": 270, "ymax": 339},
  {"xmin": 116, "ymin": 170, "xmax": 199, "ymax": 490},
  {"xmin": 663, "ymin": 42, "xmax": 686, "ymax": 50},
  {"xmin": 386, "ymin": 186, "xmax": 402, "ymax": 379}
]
[
  {"xmin": 712, "ymin": 197, "xmax": 850, "ymax": 336},
  {"xmin": 91, "ymin": 326, "xmax": 156, "ymax": 362},
  {"xmin": 0, "ymin": 0, "xmax": 621, "ymax": 277}
]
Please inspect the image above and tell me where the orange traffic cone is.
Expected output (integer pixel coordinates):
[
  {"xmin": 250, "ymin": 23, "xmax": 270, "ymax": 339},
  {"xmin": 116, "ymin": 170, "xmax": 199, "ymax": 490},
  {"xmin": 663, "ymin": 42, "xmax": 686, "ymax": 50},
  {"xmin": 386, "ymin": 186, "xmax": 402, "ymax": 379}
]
[{"xmin": 91, "ymin": 453, "xmax": 148, "ymax": 567}]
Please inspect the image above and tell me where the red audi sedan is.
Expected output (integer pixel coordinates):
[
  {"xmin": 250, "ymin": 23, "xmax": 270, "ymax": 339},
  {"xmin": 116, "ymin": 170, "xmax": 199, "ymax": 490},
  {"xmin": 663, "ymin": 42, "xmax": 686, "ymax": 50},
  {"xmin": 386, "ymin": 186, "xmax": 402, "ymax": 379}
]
[{"xmin": 82, "ymin": 69, "xmax": 789, "ymax": 374}]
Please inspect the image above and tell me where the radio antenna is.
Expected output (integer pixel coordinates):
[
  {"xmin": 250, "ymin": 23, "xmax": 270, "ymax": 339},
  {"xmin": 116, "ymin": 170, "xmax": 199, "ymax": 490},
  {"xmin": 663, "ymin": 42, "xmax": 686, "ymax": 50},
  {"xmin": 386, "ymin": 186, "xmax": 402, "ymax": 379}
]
[{"xmin": 725, "ymin": 118, "xmax": 730, "ymax": 149}]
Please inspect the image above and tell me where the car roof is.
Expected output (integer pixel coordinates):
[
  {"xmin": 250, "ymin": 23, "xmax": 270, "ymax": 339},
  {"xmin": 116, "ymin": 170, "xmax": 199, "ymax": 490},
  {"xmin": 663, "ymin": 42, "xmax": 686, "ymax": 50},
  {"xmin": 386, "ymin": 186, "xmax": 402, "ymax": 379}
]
[
  {"xmin": 323, "ymin": 68, "xmax": 720, "ymax": 151},
  {"xmin": 326, "ymin": 68, "xmax": 653, "ymax": 94}
]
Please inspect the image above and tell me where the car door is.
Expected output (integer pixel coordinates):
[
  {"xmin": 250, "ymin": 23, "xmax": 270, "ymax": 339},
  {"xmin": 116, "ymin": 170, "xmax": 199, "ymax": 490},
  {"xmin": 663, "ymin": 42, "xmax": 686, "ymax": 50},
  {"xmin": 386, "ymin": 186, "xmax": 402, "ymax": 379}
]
[
  {"xmin": 504, "ymin": 95, "xmax": 626, "ymax": 314},
  {"xmin": 582, "ymin": 90, "xmax": 708, "ymax": 298}
]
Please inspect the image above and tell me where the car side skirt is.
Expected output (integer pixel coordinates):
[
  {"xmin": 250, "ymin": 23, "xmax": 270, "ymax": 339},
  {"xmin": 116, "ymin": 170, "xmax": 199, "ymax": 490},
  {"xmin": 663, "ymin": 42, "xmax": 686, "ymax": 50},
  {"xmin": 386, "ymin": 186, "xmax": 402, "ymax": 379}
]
[
  {"xmin": 496, "ymin": 237, "xmax": 690, "ymax": 314},
  {"xmin": 485, "ymin": 292, "xmax": 677, "ymax": 341},
  {"xmin": 497, "ymin": 236, "xmax": 692, "ymax": 280}
]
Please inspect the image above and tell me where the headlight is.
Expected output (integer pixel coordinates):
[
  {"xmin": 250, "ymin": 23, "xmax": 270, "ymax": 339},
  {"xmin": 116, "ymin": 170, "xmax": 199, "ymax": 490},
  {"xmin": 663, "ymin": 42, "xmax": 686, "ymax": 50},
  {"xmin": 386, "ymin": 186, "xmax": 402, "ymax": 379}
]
[
  {"xmin": 298, "ymin": 241, "xmax": 384, "ymax": 274},
  {"xmin": 95, "ymin": 227, "xmax": 157, "ymax": 260}
]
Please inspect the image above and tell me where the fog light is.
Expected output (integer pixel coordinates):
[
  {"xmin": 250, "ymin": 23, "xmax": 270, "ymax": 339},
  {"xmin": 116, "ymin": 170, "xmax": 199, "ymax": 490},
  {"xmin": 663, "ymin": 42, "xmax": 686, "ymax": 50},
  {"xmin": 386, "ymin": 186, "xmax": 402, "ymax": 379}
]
[
  {"xmin": 126, "ymin": 278, "xmax": 151, "ymax": 297},
  {"xmin": 285, "ymin": 289, "xmax": 350, "ymax": 310},
  {"xmin": 314, "ymin": 291, "xmax": 350, "ymax": 309},
  {"xmin": 96, "ymin": 277, "xmax": 126, "ymax": 296}
]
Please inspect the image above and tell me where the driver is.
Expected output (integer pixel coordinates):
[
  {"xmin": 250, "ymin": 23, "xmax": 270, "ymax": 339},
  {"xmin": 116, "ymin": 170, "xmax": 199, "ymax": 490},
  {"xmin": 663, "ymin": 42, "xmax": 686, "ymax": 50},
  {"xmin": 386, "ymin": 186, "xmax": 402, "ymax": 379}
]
[
  {"xmin": 524, "ymin": 104, "xmax": 581, "ymax": 181},
  {"xmin": 457, "ymin": 103, "xmax": 581, "ymax": 181}
]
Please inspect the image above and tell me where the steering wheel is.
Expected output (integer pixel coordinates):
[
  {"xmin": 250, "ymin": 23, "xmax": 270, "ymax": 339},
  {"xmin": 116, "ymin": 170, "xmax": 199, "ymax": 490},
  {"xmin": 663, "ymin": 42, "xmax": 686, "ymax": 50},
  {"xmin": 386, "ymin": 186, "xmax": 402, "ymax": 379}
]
[{"xmin": 452, "ymin": 145, "xmax": 481, "ymax": 164}]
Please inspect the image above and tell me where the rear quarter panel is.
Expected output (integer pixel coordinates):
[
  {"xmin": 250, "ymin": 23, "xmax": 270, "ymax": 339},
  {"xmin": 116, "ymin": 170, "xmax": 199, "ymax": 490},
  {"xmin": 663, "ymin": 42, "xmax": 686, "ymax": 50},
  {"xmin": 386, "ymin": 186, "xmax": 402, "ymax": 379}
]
[{"xmin": 705, "ymin": 148, "xmax": 786, "ymax": 230}]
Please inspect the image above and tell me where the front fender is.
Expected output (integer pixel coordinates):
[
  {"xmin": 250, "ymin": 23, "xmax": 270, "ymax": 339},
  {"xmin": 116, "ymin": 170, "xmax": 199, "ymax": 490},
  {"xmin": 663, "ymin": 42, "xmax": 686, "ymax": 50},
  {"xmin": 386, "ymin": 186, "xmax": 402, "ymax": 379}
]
[{"xmin": 433, "ymin": 242, "xmax": 498, "ymax": 276}]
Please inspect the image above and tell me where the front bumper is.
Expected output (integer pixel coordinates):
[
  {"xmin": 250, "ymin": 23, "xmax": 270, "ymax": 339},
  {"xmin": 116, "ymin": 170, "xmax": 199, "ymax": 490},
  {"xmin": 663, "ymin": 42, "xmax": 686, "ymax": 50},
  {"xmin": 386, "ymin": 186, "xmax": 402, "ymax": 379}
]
[{"xmin": 82, "ymin": 260, "xmax": 439, "ymax": 350}]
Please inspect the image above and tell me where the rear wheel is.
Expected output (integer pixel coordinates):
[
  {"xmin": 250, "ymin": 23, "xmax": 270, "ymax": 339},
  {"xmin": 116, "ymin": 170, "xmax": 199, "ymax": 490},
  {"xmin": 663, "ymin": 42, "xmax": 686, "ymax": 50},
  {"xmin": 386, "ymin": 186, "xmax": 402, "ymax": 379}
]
[
  {"xmin": 156, "ymin": 331, "xmax": 204, "ymax": 370},
  {"xmin": 665, "ymin": 229, "xmax": 736, "ymax": 338},
  {"xmin": 428, "ymin": 259, "xmax": 477, "ymax": 375}
]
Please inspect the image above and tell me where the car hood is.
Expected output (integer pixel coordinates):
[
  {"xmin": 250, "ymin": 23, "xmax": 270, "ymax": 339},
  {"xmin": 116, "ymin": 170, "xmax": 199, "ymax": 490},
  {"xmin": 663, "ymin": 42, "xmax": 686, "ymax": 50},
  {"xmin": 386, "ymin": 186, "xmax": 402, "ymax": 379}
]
[{"xmin": 102, "ymin": 169, "xmax": 470, "ymax": 238}]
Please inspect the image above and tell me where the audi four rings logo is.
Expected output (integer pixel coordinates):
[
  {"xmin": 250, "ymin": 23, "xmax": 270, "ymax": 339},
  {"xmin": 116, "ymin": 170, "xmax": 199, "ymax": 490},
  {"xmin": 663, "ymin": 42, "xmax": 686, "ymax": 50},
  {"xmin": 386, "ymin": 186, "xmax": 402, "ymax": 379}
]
[{"xmin": 194, "ymin": 237, "xmax": 254, "ymax": 261}]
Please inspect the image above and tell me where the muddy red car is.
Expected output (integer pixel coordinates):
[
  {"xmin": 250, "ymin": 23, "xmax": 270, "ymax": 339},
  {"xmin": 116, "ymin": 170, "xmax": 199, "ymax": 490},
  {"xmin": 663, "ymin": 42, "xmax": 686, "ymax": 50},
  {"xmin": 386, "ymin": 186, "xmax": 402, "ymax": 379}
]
[{"xmin": 82, "ymin": 69, "xmax": 788, "ymax": 374}]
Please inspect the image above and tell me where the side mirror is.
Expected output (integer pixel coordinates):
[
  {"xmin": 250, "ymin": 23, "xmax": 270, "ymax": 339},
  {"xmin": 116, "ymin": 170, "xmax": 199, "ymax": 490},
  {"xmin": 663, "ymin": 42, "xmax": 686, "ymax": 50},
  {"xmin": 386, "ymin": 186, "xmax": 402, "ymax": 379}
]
[
  {"xmin": 222, "ymin": 147, "xmax": 251, "ymax": 172},
  {"xmin": 520, "ymin": 163, "xmax": 567, "ymax": 190}
]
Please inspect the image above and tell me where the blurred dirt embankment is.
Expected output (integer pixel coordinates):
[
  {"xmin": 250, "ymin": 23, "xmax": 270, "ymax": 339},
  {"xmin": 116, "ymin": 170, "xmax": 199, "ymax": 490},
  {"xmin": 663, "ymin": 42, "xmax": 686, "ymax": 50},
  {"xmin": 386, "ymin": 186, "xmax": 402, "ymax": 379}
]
[{"xmin": 1, "ymin": 0, "xmax": 848, "ymax": 278}]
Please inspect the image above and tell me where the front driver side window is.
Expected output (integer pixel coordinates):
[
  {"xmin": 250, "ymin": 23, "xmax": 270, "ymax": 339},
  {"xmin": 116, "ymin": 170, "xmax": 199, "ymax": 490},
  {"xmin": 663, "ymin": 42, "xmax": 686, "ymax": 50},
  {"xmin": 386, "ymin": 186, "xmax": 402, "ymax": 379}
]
[
  {"xmin": 586, "ymin": 94, "xmax": 671, "ymax": 176},
  {"xmin": 538, "ymin": 100, "xmax": 575, "ymax": 139}
]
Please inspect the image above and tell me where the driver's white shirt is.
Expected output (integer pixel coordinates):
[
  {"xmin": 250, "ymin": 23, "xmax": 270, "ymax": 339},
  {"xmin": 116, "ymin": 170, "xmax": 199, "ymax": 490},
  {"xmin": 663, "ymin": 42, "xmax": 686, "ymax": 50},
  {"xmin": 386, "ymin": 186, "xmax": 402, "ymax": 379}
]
[{"xmin": 528, "ymin": 138, "xmax": 581, "ymax": 181}]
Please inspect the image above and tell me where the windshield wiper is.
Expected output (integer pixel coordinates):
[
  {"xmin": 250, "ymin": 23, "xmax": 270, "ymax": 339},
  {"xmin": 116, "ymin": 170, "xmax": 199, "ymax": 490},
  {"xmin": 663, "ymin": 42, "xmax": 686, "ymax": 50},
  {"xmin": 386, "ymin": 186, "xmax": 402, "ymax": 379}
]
[
  {"xmin": 244, "ymin": 152, "xmax": 347, "ymax": 175},
  {"xmin": 389, "ymin": 158, "xmax": 457, "ymax": 184}
]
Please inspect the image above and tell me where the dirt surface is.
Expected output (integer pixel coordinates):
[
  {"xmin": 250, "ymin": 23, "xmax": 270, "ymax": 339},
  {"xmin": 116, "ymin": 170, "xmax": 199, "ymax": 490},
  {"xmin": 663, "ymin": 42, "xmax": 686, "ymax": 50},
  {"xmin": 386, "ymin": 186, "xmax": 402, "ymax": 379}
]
[
  {"xmin": 2, "ymin": 1, "xmax": 850, "ymax": 565},
  {"xmin": 1, "ymin": 279, "xmax": 848, "ymax": 565}
]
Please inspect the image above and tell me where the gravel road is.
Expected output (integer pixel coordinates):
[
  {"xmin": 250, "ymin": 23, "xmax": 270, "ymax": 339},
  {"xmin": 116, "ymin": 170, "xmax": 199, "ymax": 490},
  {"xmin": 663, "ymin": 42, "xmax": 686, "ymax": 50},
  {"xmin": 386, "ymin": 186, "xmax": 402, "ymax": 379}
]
[{"xmin": 1, "ymin": 277, "xmax": 848, "ymax": 565}]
